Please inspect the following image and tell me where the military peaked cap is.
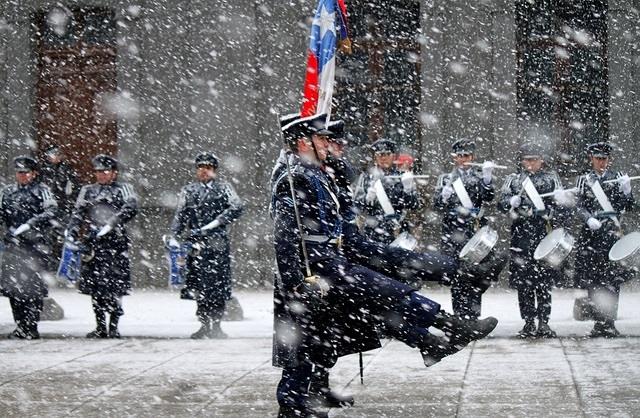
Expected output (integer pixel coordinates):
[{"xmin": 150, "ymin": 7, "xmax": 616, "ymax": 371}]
[
  {"xmin": 586, "ymin": 142, "xmax": 612, "ymax": 157},
  {"xmin": 92, "ymin": 154, "xmax": 118, "ymax": 171},
  {"xmin": 371, "ymin": 138, "xmax": 397, "ymax": 154},
  {"xmin": 195, "ymin": 152, "xmax": 219, "ymax": 168},
  {"xmin": 451, "ymin": 138, "xmax": 476, "ymax": 155},
  {"xmin": 14, "ymin": 155, "xmax": 38, "ymax": 172}
]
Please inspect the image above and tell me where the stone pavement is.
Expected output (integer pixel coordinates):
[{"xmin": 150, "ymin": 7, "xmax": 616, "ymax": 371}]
[{"xmin": 1, "ymin": 288, "xmax": 639, "ymax": 417}]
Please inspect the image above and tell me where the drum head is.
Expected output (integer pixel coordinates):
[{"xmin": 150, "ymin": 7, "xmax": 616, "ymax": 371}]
[
  {"xmin": 534, "ymin": 228, "xmax": 566, "ymax": 260},
  {"xmin": 609, "ymin": 231, "xmax": 640, "ymax": 261},
  {"xmin": 460, "ymin": 226, "xmax": 496, "ymax": 260}
]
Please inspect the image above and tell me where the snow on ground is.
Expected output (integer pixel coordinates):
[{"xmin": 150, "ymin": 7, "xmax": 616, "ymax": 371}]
[{"xmin": 1, "ymin": 285, "xmax": 639, "ymax": 417}]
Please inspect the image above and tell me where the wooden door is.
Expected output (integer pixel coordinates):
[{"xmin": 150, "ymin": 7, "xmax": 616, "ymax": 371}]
[{"xmin": 34, "ymin": 7, "xmax": 117, "ymax": 182}]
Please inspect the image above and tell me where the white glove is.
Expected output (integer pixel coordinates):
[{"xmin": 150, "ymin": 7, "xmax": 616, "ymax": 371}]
[
  {"xmin": 587, "ymin": 217, "xmax": 602, "ymax": 231},
  {"xmin": 482, "ymin": 161, "xmax": 494, "ymax": 185},
  {"xmin": 201, "ymin": 219, "xmax": 221, "ymax": 231},
  {"xmin": 441, "ymin": 185, "xmax": 454, "ymax": 201},
  {"xmin": 168, "ymin": 237, "xmax": 180, "ymax": 249},
  {"xmin": 554, "ymin": 189, "xmax": 574, "ymax": 207},
  {"xmin": 365, "ymin": 186, "xmax": 377, "ymax": 204},
  {"xmin": 96, "ymin": 224, "xmax": 113, "ymax": 237},
  {"xmin": 509, "ymin": 195, "xmax": 521, "ymax": 208},
  {"xmin": 12, "ymin": 223, "xmax": 31, "ymax": 237},
  {"xmin": 401, "ymin": 172, "xmax": 415, "ymax": 192},
  {"xmin": 619, "ymin": 174, "xmax": 632, "ymax": 195}
]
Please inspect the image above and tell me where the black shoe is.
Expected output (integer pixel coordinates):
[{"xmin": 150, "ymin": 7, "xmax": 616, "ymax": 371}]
[
  {"xmin": 591, "ymin": 321, "xmax": 620, "ymax": 338},
  {"xmin": 420, "ymin": 333, "xmax": 465, "ymax": 367},
  {"xmin": 108, "ymin": 317, "xmax": 121, "ymax": 338},
  {"xmin": 434, "ymin": 312, "xmax": 498, "ymax": 348},
  {"xmin": 537, "ymin": 322, "xmax": 557, "ymax": 338},
  {"xmin": 207, "ymin": 322, "xmax": 228, "ymax": 339},
  {"xmin": 518, "ymin": 321, "xmax": 536, "ymax": 338},
  {"xmin": 7, "ymin": 328, "xmax": 30, "ymax": 340},
  {"xmin": 277, "ymin": 405, "xmax": 328, "ymax": 418},
  {"xmin": 108, "ymin": 328, "xmax": 121, "ymax": 339},
  {"xmin": 86, "ymin": 328, "xmax": 108, "ymax": 338},
  {"xmin": 310, "ymin": 388, "xmax": 354, "ymax": 408},
  {"xmin": 190, "ymin": 324, "xmax": 211, "ymax": 339}
]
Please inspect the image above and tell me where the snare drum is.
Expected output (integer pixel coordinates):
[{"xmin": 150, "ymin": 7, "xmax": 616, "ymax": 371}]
[
  {"xmin": 460, "ymin": 226, "xmax": 498, "ymax": 264},
  {"xmin": 609, "ymin": 231, "xmax": 640, "ymax": 267},
  {"xmin": 533, "ymin": 228, "xmax": 574, "ymax": 267}
]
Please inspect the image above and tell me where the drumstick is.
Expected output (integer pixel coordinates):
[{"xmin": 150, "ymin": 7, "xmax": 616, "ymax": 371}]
[
  {"xmin": 602, "ymin": 175, "xmax": 640, "ymax": 184},
  {"xmin": 464, "ymin": 162, "xmax": 509, "ymax": 170},
  {"xmin": 539, "ymin": 187, "xmax": 579, "ymax": 198}
]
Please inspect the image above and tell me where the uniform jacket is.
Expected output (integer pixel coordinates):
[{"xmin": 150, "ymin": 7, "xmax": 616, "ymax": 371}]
[
  {"xmin": 67, "ymin": 181, "xmax": 138, "ymax": 296},
  {"xmin": 39, "ymin": 161, "xmax": 80, "ymax": 217},
  {"xmin": 574, "ymin": 169, "xmax": 635, "ymax": 288},
  {"xmin": 271, "ymin": 157, "xmax": 380, "ymax": 368},
  {"xmin": 353, "ymin": 166, "xmax": 421, "ymax": 244},
  {"xmin": 433, "ymin": 167, "xmax": 494, "ymax": 256},
  {"xmin": 0, "ymin": 181, "xmax": 57, "ymax": 299},
  {"xmin": 171, "ymin": 178, "xmax": 243, "ymax": 299},
  {"xmin": 498, "ymin": 169, "xmax": 565, "ymax": 289}
]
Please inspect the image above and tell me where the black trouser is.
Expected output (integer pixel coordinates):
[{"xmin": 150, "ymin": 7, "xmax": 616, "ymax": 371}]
[
  {"xmin": 517, "ymin": 283, "xmax": 552, "ymax": 323},
  {"xmin": 10, "ymin": 297, "xmax": 43, "ymax": 332},
  {"xmin": 91, "ymin": 294, "xmax": 123, "ymax": 316},
  {"xmin": 195, "ymin": 294, "xmax": 226, "ymax": 323},
  {"xmin": 588, "ymin": 283, "xmax": 620, "ymax": 323},
  {"xmin": 451, "ymin": 279, "xmax": 484, "ymax": 320}
]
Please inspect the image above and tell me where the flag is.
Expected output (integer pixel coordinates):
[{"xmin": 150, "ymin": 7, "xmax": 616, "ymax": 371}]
[{"xmin": 300, "ymin": 0, "xmax": 349, "ymax": 118}]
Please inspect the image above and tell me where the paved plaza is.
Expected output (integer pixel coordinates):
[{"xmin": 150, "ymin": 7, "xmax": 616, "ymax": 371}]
[{"xmin": 1, "ymin": 287, "xmax": 639, "ymax": 417}]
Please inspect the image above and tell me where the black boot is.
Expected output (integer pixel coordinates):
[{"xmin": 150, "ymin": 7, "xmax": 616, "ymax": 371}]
[
  {"xmin": 7, "ymin": 326, "xmax": 29, "ymax": 340},
  {"xmin": 87, "ymin": 312, "xmax": 108, "ymax": 338},
  {"xmin": 432, "ymin": 310, "xmax": 498, "ymax": 348},
  {"xmin": 536, "ymin": 320, "xmax": 556, "ymax": 338},
  {"xmin": 419, "ymin": 332, "xmax": 466, "ymax": 367},
  {"xmin": 277, "ymin": 405, "xmax": 328, "ymax": 418},
  {"xmin": 108, "ymin": 314, "xmax": 121, "ymax": 338},
  {"xmin": 599, "ymin": 320, "xmax": 620, "ymax": 338},
  {"xmin": 518, "ymin": 320, "xmax": 536, "ymax": 338},
  {"xmin": 208, "ymin": 320, "xmax": 228, "ymax": 339},
  {"xmin": 191, "ymin": 319, "xmax": 211, "ymax": 339}
]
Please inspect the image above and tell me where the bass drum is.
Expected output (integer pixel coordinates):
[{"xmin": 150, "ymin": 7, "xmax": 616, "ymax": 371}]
[
  {"xmin": 609, "ymin": 231, "xmax": 640, "ymax": 267},
  {"xmin": 534, "ymin": 228, "xmax": 574, "ymax": 267},
  {"xmin": 460, "ymin": 226, "xmax": 498, "ymax": 265}
]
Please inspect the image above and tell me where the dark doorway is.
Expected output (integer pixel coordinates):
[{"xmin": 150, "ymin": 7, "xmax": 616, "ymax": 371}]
[{"xmin": 34, "ymin": 6, "xmax": 117, "ymax": 182}]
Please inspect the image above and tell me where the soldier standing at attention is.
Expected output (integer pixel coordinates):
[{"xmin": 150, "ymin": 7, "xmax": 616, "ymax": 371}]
[
  {"xmin": 433, "ymin": 139, "xmax": 496, "ymax": 320},
  {"xmin": 0, "ymin": 156, "xmax": 58, "ymax": 339},
  {"xmin": 574, "ymin": 142, "xmax": 635, "ymax": 338},
  {"xmin": 169, "ymin": 152, "xmax": 244, "ymax": 339},
  {"xmin": 498, "ymin": 143, "xmax": 566, "ymax": 338},
  {"xmin": 66, "ymin": 155, "xmax": 138, "ymax": 338}
]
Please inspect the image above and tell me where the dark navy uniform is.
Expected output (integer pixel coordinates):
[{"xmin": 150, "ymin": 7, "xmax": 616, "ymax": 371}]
[
  {"xmin": 171, "ymin": 154, "xmax": 243, "ymax": 339},
  {"xmin": 574, "ymin": 144, "xmax": 635, "ymax": 337},
  {"xmin": 38, "ymin": 146, "xmax": 81, "ymax": 270},
  {"xmin": 353, "ymin": 140, "xmax": 421, "ymax": 244},
  {"xmin": 0, "ymin": 156, "xmax": 58, "ymax": 339},
  {"xmin": 67, "ymin": 155, "xmax": 138, "ymax": 338},
  {"xmin": 433, "ymin": 152, "xmax": 495, "ymax": 320},
  {"xmin": 498, "ymin": 156, "xmax": 565, "ymax": 337}
]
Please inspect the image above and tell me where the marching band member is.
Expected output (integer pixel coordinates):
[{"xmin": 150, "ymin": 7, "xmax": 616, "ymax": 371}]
[
  {"xmin": 353, "ymin": 139, "xmax": 422, "ymax": 244},
  {"xmin": 433, "ymin": 139, "xmax": 496, "ymax": 320},
  {"xmin": 574, "ymin": 142, "xmax": 635, "ymax": 338},
  {"xmin": 498, "ymin": 143, "xmax": 566, "ymax": 338}
]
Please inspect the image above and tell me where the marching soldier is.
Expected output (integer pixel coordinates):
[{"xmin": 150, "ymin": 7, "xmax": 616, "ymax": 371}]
[
  {"xmin": 574, "ymin": 142, "xmax": 635, "ymax": 338},
  {"xmin": 498, "ymin": 143, "xmax": 565, "ymax": 338},
  {"xmin": 272, "ymin": 114, "xmax": 498, "ymax": 417},
  {"xmin": 353, "ymin": 139, "xmax": 421, "ymax": 244},
  {"xmin": 66, "ymin": 155, "xmax": 138, "ymax": 338},
  {"xmin": 0, "ymin": 156, "xmax": 58, "ymax": 339},
  {"xmin": 433, "ymin": 138, "xmax": 496, "ymax": 320},
  {"xmin": 170, "ymin": 152, "xmax": 244, "ymax": 339}
]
